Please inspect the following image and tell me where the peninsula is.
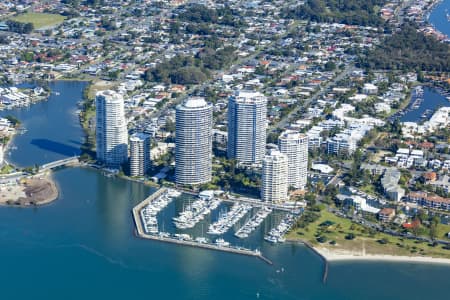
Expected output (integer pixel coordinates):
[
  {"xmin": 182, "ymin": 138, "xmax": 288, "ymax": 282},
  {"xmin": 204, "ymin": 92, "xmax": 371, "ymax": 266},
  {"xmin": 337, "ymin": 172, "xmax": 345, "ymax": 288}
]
[{"xmin": 0, "ymin": 173, "xmax": 58, "ymax": 206}]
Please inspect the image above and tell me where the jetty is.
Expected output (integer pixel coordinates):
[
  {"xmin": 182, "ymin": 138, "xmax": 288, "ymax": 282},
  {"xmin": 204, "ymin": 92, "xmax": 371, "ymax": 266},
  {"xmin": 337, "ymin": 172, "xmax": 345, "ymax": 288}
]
[
  {"xmin": 299, "ymin": 240, "xmax": 329, "ymax": 284},
  {"xmin": 133, "ymin": 188, "xmax": 168, "ymax": 212},
  {"xmin": 132, "ymin": 188, "xmax": 273, "ymax": 265},
  {"xmin": 235, "ymin": 207, "xmax": 272, "ymax": 239},
  {"xmin": 223, "ymin": 196, "xmax": 300, "ymax": 212}
]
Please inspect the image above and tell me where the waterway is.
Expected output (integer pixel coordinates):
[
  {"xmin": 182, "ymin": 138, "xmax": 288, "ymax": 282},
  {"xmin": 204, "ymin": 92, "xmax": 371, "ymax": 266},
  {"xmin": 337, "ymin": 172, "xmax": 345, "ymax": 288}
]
[
  {"xmin": 400, "ymin": 87, "xmax": 449, "ymax": 122},
  {"xmin": 429, "ymin": 0, "xmax": 450, "ymax": 38},
  {"xmin": 0, "ymin": 81, "xmax": 87, "ymax": 167},
  {"xmin": 1, "ymin": 81, "xmax": 450, "ymax": 300}
]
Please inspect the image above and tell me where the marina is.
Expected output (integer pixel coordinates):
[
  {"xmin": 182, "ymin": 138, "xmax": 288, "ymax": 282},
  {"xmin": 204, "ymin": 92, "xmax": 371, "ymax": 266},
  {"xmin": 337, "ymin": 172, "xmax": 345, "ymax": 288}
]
[
  {"xmin": 264, "ymin": 214, "xmax": 296, "ymax": 244},
  {"xmin": 0, "ymin": 86, "xmax": 50, "ymax": 110},
  {"xmin": 132, "ymin": 188, "xmax": 272, "ymax": 264},
  {"xmin": 132, "ymin": 186, "xmax": 302, "ymax": 261},
  {"xmin": 207, "ymin": 202, "xmax": 253, "ymax": 235},
  {"xmin": 1, "ymin": 79, "xmax": 450, "ymax": 299},
  {"xmin": 223, "ymin": 195, "xmax": 304, "ymax": 213},
  {"xmin": 173, "ymin": 191, "xmax": 222, "ymax": 229},
  {"xmin": 140, "ymin": 188, "xmax": 179, "ymax": 234},
  {"xmin": 235, "ymin": 207, "xmax": 273, "ymax": 239},
  {"xmin": 387, "ymin": 86, "xmax": 450, "ymax": 123}
]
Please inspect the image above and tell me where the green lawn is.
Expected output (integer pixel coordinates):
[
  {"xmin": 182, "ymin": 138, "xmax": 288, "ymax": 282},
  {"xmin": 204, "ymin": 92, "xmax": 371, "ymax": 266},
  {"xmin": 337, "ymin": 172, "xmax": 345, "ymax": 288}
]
[
  {"xmin": 287, "ymin": 210, "xmax": 450, "ymax": 259},
  {"xmin": 0, "ymin": 164, "xmax": 15, "ymax": 174},
  {"xmin": 11, "ymin": 13, "xmax": 65, "ymax": 29}
]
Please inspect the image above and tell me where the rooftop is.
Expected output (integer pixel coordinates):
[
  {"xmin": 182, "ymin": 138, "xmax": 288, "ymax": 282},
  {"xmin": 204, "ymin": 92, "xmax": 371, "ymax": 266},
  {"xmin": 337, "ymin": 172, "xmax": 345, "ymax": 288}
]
[
  {"xmin": 231, "ymin": 90, "xmax": 267, "ymax": 104},
  {"xmin": 182, "ymin": 97, "xmax": 208, "ymax": 109},
  {"xmin": 130, "ymin": 132, "xmax": 150, "ymax": 142},
  {"xmin": 279, "ymin": 130, "xmax": 307, "ymax": 141}
]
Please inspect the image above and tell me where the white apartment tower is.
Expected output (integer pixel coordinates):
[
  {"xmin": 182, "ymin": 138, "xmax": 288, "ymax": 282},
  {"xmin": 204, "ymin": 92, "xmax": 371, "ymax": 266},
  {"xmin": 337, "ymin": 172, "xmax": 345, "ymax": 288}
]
[
  {"xmin": 129, "ymin": 133, "xmax": 151, "ymax": 177},
  {"xmin": 175, "ymin": 97, "xmax": 212, "ymax": 185},
  {"xmin": 261, "ymin": 150, "xmax": 289, "ymax": 203},
  {"xmin": 279, "ymin": 130, "xmax": 308, "ymax": 189},
  {"xmin": 227, "ymin": 90, "xmax": 267, "ymax": 164},
  {"xmin": 95, "ymin": 90, "xmax": 128, "ymax": 167}
]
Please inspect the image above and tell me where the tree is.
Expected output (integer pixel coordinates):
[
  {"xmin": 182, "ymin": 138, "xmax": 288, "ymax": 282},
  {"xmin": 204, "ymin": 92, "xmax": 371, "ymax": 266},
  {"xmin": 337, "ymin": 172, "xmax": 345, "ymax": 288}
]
[
  {"xmin": 363, "ymin": 23, "xmax": 450, "ymax": 72},
  {"xmin": 429, "ymin": 216, "xmax": 440, "ymax": 240},
  {"xmin": 324, "ymin": 184, "xmax": 338, "ymax": 198},
  {"xmin": 0, "ymin": 35, "xmax": 9, "ymax": 45},
  {"xmin": 6, "ymin": 20, "xmax": 34, "ymax": 34},
  {"xmin": 304, "ymin": 192, "xmax": 317, "ymax": 205},
  {"xmin": 316, "ymin": 180, "xmax": 325, "ymax": 195},
  {"xmin": 345, "ymin": 233, "xmax": 356, "ymax": 240},
  {"xmin": 324, "ymin": 61, "xmax": 336, "ymax": 71},
  {"xmin": 5, "ymin": 115, "xmax": 20, "ymax": 127},
  {"xmin": 164, "ymin": 119, "xmax": 175, "ymax": 133}
]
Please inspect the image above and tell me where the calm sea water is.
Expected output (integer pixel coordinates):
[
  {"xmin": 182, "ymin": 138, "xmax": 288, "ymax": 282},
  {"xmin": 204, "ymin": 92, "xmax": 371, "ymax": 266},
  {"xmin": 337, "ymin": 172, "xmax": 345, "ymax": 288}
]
[
  {"xmin": 1, "ymin": 82, "xmax": 450, "ymax": 300},
  {"xmin": 0, "ymin": 81, "xmax": 86, "ymax": 167},
  {"xmin": 400, "ymin": 87, "xmax": 449, "ymax": 122},
  {"xmin": 429, "ymin": 0, "xmax": 450, "ymax": 37}
]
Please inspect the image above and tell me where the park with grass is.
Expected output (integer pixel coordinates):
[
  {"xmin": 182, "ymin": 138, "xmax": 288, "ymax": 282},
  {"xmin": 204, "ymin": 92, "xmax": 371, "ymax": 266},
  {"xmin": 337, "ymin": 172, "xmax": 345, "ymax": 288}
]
[
  {"xmin": 11, "ymin": 12, "xmax": 65, "ymax": 29},
  {"xmin": 286, "ymin": 208, "xmax": 450, "ymax": 259}
]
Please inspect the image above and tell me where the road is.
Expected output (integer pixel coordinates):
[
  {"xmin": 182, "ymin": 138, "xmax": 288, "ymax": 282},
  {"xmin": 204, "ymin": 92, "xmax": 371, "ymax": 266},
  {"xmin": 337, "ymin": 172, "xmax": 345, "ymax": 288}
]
[
  {"xmin": 137, "ymin": 20, "xmax": 303, "ymax": 126},
  {"xmin": 268, "ymin": 64, "xmax": 357, "ymax": 134}
]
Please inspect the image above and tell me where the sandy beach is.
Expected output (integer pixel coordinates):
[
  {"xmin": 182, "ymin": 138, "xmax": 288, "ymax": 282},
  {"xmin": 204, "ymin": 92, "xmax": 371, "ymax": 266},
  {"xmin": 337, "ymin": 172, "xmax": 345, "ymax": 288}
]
[{"xmin": 315, "ymin": 246, "xmax": 450, "ymax": 265}]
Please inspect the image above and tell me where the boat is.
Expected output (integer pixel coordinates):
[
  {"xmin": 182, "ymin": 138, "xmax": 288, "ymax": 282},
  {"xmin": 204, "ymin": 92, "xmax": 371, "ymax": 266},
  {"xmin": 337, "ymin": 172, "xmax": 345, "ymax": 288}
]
[
  {"xmin": 195, "ymin": 237, "xmax": 208, "ymax": 244},
  {"xmin": 208, "ymin": 203, "xmax": 252, "ymax": 235},
  {"xmin": 215, "ymin": 238, "xmax": 230, "ymax": 247},
  {"xmin": 167, "ymin": 188, "xmax": 182, "ymax": 198},
  {"xmin": 235, "ymin": 207, "xmax": 272, "ymax": 239},
  {"xmin": 140, "ymin": 192, "xmax": 174, "ymax": 234},
  {"xmin": 173, "ymin": 195, "xmax": 222, "ymax": 230},
  {"xmin": 264, "ymin": 214, "xmax": 295, "ymax": 244},
  {"xmin": 264, "ymin": 235, "xmax": 278, "ymax": 243},
  {"xmin": 174, "ymin": 233, "xmax": 192, "ymax": 241},
  {"xmin": 158, "ymin": 232, "xmax": 170, "ymax": 238}
]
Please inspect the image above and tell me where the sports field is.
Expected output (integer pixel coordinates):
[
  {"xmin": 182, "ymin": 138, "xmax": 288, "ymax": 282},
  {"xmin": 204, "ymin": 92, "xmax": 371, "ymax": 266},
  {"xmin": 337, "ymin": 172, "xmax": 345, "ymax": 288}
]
[{"xmin": 11, "ymin": 13, "xmax": 65, "ymax": 29}]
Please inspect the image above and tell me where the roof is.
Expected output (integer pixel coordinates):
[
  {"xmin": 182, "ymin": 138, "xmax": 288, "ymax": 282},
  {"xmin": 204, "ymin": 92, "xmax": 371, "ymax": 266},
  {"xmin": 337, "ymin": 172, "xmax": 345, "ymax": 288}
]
[
  {"xmin": 423, "ymin": 172, "xmax": 437, "ymax": 181},
  {"xmin": 130, "ymin": 132, "xmax": 149, "ymax": 141},
  {"xmin": 184, "ymin": 97, "xmax": 207, "ymax": 108},
  {"xmin": 311, "ymin": 164, "xmax": 333, "ymax": 173},
  {"xmin": 379, "ymin": 208, "xmax": 395, "ymax": 215},
  {"xmin": 279, "ymin": 130, "xmax": 307, "ymax": 141},
  {"xmin": 408, "ymin": 192, "xmax": 450, "ymax": 204}
]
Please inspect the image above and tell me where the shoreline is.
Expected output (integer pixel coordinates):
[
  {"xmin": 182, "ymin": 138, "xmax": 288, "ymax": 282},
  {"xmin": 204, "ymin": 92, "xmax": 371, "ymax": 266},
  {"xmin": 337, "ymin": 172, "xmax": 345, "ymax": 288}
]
[
  {"xmin": 288, "ymin": 239, "xmax": 450, "ymax": 266},
  {"xmin": 315, "ymin": 246, "xmax": 450, "ymax": 265},
  {"xmin": 1, "ymin": 127, "xmax": 18, "ymax": 169},
  {"xmin": 425, "ymin": 0, "xmax": 449, "ymax": 40},
  {"xmin": 0, "ymin": 172, "xmax": 59, "ymax": 207}
]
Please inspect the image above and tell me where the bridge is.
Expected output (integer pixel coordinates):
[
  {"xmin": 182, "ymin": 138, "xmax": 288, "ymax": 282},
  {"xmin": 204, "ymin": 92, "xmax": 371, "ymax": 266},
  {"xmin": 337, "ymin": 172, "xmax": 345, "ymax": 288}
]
[{"xmin": 40, "ymin": 156, "xmax": 80, "ymax": 171}]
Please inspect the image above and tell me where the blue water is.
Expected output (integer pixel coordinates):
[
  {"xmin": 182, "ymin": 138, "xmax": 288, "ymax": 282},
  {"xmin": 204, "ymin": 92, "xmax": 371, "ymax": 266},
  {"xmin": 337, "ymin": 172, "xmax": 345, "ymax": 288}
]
[
  {"xmin": 429, "ymin": 0, "xmax": 450, "ymax": 37},
  {"xmin": 400, "ymin": 87, "xmax": 449, "ymax": 122},
  {"xmin": 1, "ymin": 81, "xmax": 450, "ymax": 300},
  {"xmin": 0, "ymin": 81, "xmax": 87, "ymax": 167}
]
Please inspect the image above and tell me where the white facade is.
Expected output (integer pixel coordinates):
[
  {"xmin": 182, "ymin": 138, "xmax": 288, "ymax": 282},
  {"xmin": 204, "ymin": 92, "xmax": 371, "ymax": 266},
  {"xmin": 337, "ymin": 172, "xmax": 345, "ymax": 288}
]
[
  {"xmin": 175, "ymin": 97, "xmax": 212, "ymax": 185},
  {"xmin": 261, "ymin": 150, "xmax": 288, "ymax": 203},
  {"xmin": 279, "ymin": 130, "xmax": 308, "ymax": 189},
  {"xmin": 129, "ymin": 133, "xmax": 151, "ymax": 177},
  {"xmin": 327, "ymin": 134, "xmax": 357, "ymax": 155},
  {"xmin": 227, "ymin": 90, "xmax": 267, "ymax": 164},
  {"xmin": 95, "ymin": 90, "xmax": 128, "ymax": 167},
  {"xmin": 402, "ymin": 107, "xmax": 450, "ymax": 136},
  {"xmin": 0, "ymin": 143, "xmax": 3, "ymax": 166}
]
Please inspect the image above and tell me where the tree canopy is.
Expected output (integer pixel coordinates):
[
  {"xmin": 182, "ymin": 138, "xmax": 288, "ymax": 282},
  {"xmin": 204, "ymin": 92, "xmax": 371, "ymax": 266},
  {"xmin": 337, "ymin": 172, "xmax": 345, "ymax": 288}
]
[
  {"xmin": 362, "ymin": 23, "xmax": 450, "ymax": 72},
  {"xmin": 283, "ymin": 0, "xmax": 387, "ymax": 26}
]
